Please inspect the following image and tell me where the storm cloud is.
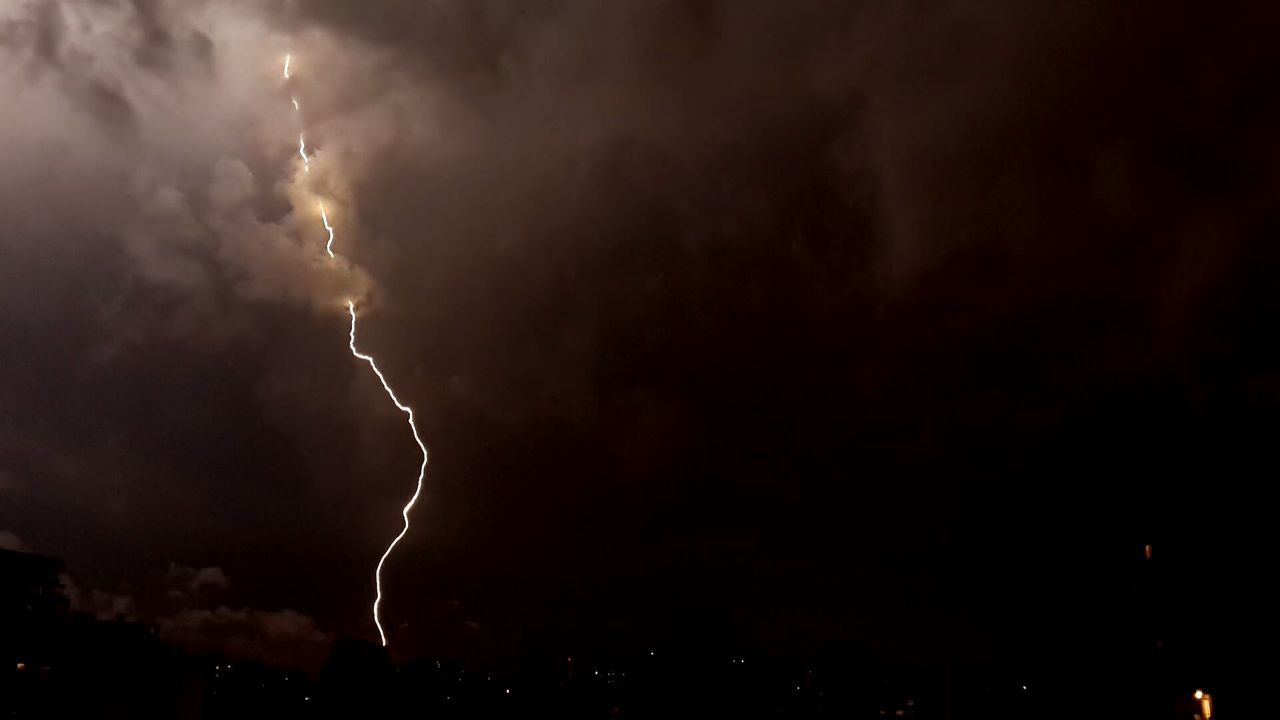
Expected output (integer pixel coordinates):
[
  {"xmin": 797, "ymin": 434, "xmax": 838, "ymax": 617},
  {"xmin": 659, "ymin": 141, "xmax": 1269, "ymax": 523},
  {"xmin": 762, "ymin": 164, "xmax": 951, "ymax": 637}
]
[{"xmin": 3, "ymin": 0, "xmax": 1276, "ymax": 662}]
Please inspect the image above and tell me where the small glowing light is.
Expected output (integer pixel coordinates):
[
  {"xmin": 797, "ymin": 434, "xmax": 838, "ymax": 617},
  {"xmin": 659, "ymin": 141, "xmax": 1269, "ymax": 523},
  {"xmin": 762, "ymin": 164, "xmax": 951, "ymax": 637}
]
[
  {"xmin": 16, "ymin": 663, "xmax": 26, "ymax": 672},
  {"xmin": 649, "ymin": 651, "xmax": 655, "ymax": 656},
  {"xmin": 1194, "ymin": 690, "xmax": 1204, "ymax": 700},
  {"xmin": 1144, "ymin": 544, "xmax": 1153, "ymax": 560},
  {"xmin": 505, "ymin": 688, "xmax": 511, "ymax": 695},
  {"xmin": 283, "ymin": 54, "xmax": 291, "ymax": 79}
]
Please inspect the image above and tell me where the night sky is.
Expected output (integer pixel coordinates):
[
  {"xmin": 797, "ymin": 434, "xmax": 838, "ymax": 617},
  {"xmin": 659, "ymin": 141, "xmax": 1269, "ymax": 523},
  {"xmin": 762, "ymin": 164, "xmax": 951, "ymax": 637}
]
[{"xmin": 1, "ymin": 0, "xmax": 1275, "ymax": 669}]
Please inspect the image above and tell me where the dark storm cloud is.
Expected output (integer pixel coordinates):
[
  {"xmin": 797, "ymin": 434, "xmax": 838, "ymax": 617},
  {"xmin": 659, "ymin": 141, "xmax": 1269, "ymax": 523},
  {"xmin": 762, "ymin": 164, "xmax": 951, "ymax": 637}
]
[
  {"xmin": 3, "ymin": 1, "xmax": 139, "ymax": 137},
  {"xmin": 127, "ymin": 0, "xmax": 173, "ymax": 68},
  {"xmin": 3, "ymin": 0, "xmax": 1277, "ymax": 664},
  {"xmin": 277, "ymin": 0, "xmax": 1280, "ymax": 439},
  {"xmin": 1, "ymin": 0, "xmax": 368, "ymax": 643},
  {"xmin": 28, "ymin": 0, "xmax": 63, "ymax": 67},
  {"xmin": 0, "ymin": 0, "xmax": 160, "ymax": 139},
  {"xmin": 76, "ymin": 75, "xmax": 139, "ymax": 138},
  {"xmin": 269, "ymin": 0, "xmax": 1280, "ymax": 657},
  {"xmin": 6, "ymin": 0, "xmax": 186, "ymax": 72}
]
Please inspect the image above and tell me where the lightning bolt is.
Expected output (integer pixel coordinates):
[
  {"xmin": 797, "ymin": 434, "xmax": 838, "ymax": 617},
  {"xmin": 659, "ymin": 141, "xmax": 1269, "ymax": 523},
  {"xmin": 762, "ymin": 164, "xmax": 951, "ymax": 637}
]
[
  {"xmin": 319, "ymin": 203, "xmax": 336, "ymax": 259},
  {"xmin": 284, "ymin": 52, "xmax": 429, "ymax": 647},
  {"xmin": 346, "ymin": 300, "xmax": 430, "ymax": 647},
  {"xmin": 298, "ymin": 134, "xmax": 310, "ymax": 172}
]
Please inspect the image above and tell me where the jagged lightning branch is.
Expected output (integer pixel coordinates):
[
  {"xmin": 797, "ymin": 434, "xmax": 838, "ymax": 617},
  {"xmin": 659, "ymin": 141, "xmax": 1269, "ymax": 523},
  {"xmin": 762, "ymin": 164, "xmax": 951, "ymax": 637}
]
[
  {"xmin": 319, "ymin": 203, "xmax": 336, "ymax": 259},
  {"xmin": 299, "ymin": 134, "xmax": 310, "ymax": 172},
  {"xmin": 346, "ymin": 300, "xmax": 430, "ymax": 647},
  {"xmin": 283, "ymin": 52, "xmax": 428, "ymax": 647}
]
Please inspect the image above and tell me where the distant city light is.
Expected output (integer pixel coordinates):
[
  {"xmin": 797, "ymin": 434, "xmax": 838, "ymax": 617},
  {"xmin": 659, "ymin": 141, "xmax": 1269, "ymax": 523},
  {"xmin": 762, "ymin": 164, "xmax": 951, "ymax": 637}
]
[{"xmin": 1198, "ymin": 691, "xmax": 1213, "ymax": 719}]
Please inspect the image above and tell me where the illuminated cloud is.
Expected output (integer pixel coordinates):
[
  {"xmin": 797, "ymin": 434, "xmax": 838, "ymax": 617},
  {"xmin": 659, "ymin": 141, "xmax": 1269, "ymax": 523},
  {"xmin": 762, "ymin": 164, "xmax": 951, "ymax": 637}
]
[
  {"xmin": 170, "ymin": 563, "xmax": 232, "ymax": 593},
  {"xmin": 192, "ymin": 566, "xmax": 232, "ymax": 592},
  {"xmin": 159, "ymin": 606, "xmax": 332, "ymax": 671},
  {"xmin": 0, "ymin": 530, "xmax": 30, "ymax": 553},
  {"xmin": 2, "ymin": 0, "xmax": 371, "ymax": 339}
]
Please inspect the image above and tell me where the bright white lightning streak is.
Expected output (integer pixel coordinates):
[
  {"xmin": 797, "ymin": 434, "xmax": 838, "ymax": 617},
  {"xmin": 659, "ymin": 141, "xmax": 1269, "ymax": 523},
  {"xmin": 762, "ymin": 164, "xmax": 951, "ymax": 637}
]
[
  {"xmin": 346, "ymin": 300, "xmax": 429, "ymax": 647},
  {"xmin": 319, "ymin": 203, "xmax": 336, "ymax": 258},
  {"xmin": 298, "ymin": 134, "xmax": 310, "ymax": 172},
  {"xmin": 286, "ymin": 50, "xmax": 426, "ymax": 648}
]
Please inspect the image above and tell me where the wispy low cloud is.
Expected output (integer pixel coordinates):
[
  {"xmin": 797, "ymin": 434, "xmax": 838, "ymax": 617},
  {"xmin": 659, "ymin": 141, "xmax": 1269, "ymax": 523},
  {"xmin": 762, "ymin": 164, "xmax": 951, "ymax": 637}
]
[
  {"xmin": 0, "ymin": 529, "xmax": 30, "ymax": 552},
  {"xmin": 169, "ymin": 563, "xmax": 232, "ymax": 594},
  {"xmin": 159, "ymin": 606, "xmax": 333, "ymax": 671}
]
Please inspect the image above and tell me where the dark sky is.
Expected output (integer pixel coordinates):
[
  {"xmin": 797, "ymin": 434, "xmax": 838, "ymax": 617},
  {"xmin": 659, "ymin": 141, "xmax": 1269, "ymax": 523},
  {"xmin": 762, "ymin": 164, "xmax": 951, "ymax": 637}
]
[{"xmin": 1, "ymin": 0, "xmax": 1276, "ymax": 667}]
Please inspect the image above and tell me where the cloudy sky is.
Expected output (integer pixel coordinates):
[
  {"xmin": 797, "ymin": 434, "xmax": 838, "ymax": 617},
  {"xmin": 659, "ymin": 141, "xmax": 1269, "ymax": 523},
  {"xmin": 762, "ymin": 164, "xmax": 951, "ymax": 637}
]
[{"xmin": 2, "ymin": 0, "xmax": 1275, "ymax": 665}]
